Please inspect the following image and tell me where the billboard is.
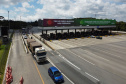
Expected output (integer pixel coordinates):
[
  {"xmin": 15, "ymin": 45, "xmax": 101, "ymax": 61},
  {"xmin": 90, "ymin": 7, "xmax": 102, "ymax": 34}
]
[
  {"xmin": 43, "ymin": 19, "xmax": 116, "ymax": 27},
  {"xmin": 74, "ymin": 19, "xmax": 116, "ymax": 26},
  {"xmin": 43, "ymin": 19, "xmax": 75, "ymax": 27}
]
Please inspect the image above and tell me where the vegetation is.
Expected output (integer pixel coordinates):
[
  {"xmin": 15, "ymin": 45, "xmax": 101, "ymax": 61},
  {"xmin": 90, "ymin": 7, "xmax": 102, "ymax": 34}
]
[
  {"xmin": 0, "ymin": 20, "xmax": 38, "ymax": 29},
  {"xmin": 0, "ymin": 32, "xmax": 14, "ymax": 84},
  {"xmin": 0, "ymin": 19, "xmax": 126, "ymax": 31},
  {"xmin": 116, "ymin": 21, "xmax": 126, "ymax": 31}
]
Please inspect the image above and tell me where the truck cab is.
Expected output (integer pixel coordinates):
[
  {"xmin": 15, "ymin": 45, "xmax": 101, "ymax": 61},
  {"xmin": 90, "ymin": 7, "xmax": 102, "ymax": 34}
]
[{"xmin": 34, "ymin": 47, "xmax": 46, "ymax": 63}]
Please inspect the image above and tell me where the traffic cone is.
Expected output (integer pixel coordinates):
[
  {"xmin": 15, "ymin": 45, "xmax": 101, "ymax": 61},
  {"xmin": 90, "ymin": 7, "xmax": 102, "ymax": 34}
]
[{"xmin": 19, "ymin": 76, "xmax": 24, "ymax": 84}]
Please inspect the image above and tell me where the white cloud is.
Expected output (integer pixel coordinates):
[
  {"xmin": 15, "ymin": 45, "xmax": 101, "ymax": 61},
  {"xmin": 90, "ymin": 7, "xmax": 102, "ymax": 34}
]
[
  {"xmin": 1, "ymin": 0, "xmax": 126, "ymax": 22},
  {"xmin": 0, "ymin": 0, "xmax": 34, "ymax": 8},
  {"xmin": 14, "ymin": 7, "xmax": 29, "ymax": 12},
  {"xmin": 0, "ymin": 9, "xmax": 7, "ymax": 14},
  {"xmin": 31, "ymin": 0, "xmax": 126, "ymax": 22},
  {"xmin": 22, "ymin": 2, "xmax": 34, "ymax": 8}
]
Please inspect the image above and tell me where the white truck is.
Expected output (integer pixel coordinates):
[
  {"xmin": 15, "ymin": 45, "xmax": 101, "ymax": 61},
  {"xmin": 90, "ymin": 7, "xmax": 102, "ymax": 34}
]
[{"xmin": 29, "ymin": 42, "xmax": 46, "ymax": 63}]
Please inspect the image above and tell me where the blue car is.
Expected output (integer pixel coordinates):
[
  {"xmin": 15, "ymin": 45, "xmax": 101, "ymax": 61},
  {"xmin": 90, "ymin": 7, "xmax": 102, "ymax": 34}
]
[{"xmin": 48, "ymin": 66, "xmax": 64, "ymax": 83}]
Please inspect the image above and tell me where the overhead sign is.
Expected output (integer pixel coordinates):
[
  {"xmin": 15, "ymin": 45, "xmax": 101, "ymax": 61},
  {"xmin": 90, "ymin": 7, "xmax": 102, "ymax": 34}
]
[
  {"xmin": 43, "ymin": 19, "xmax": 74, "ymax": 27},
  {"xmin": 74, "ymin": 19, "xmax": 116, "ymax": 26},
  {"xmin": 43, "ymin": 19, "xmax": 116, "ymax": 27}
]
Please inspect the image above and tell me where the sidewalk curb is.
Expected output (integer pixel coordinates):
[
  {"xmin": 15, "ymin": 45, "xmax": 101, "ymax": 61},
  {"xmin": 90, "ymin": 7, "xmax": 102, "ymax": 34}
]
[{"xmin": 21, "ymin": 34, "xmax": 28, "ymax": 53}]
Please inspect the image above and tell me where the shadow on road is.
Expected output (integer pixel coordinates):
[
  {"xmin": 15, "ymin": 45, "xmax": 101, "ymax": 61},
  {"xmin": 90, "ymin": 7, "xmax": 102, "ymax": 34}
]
[{"xmin": 38, "ymin": 60, "xmax": 50, "ymax": 65}]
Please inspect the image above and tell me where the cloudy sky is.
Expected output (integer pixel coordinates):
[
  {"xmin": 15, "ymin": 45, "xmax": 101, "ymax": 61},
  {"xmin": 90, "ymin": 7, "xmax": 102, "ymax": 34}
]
[{"xmin": 0, "ymin": 0, "xmax": 126, "ymax": 22}]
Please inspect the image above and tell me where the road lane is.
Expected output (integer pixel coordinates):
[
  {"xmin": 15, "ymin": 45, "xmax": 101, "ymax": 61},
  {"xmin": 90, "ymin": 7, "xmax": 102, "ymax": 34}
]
[
  {"xmin": 55, "ymin": 47, "xmax": 126, "ymax": 84},
  {"xmin": 30, "ymin": 27, "xmax": 126, "ymax": 84},
  {"xmin": 47, "ymin": 51, "xmax": 95, "ymax": 84},
  {"xmin": 7, "ymin": 31, "xmax": 43, "ymax": 84}
]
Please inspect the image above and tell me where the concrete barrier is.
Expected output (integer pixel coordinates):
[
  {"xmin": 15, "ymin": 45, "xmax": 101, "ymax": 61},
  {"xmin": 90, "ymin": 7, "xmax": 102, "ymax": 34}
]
[
  {"xmin": 32, "ymin": 34, "xmax": 55, "ymax": 50},
  {"xmin": 21, "ymin": 34, "xmax": 29, "ymax": 53}
]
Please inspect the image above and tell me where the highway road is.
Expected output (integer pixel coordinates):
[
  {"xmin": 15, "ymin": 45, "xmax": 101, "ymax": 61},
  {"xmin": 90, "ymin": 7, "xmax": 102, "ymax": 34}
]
[
  {"xmin": 4, "ymin": 31, "xmax": 77, "ymax": 84},
  {"xmin": 30, "ymin": 27, "xmax": 126, "ymax": 84},
  {"xmin": 3, "ymin": 28, "xmax": 126, "ymax": 84},
  {"xmin": 29, "ymin": 33, "xmax": 96, "ymax": 84},
  {"xmin": 4, "ymin": 30, "xmax": 42, "ymax": 84}
]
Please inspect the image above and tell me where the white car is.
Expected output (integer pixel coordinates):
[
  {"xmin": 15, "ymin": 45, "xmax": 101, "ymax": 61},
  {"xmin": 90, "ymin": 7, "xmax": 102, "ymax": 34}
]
[{"xmin": 24, "ymin": 36, "xmax": 27, "ymax": 39}]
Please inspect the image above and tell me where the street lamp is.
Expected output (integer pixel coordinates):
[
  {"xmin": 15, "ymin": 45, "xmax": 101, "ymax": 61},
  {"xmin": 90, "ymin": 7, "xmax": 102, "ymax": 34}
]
[
  {"xmin": 8, "ymin": 11, "xmax": 10, "ymax": 30},
  {"xmin": 20, "ymin": 16, "xmax": 21, "ymax": 28}
]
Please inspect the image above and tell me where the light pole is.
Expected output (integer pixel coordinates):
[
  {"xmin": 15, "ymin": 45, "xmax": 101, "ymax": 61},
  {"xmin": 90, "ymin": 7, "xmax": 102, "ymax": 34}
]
[
  {"xmin": 8, "ymin": 11, "xmax": 10, "ymax": 30},
  {"xmin": 20, "ymin": 16, "xmax": 21, "ymax": 29}
]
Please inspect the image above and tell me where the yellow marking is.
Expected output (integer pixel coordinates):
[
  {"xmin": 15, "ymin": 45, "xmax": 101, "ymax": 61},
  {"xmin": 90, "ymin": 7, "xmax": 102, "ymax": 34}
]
[
  {"xmin": 81, "ymin": 37, "xmax": 84, "ymax": 39},
  {"xmin": 33, "ymin": 60, "xmax": 45, "ymax": 84}
]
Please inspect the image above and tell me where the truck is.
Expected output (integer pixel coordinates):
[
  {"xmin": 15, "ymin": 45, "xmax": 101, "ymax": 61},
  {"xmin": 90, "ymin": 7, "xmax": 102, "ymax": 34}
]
[
  {"xmin": 29, "ymin": 42, "xmax": 46, "ymax": 63},
  {"xmin": 27, "ymin": 39, "xmax": 36, "ymax": 47}
]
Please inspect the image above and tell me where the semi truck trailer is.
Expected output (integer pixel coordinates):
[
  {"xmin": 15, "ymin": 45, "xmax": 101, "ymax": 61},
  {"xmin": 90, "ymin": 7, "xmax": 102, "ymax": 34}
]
[
  {"xmin": 29, "ymin": 41, "xmax": 46, "ymax": 63},
  {"xmin": 27, "ymin": 39, "xmax": 36, "ymax": 47}
]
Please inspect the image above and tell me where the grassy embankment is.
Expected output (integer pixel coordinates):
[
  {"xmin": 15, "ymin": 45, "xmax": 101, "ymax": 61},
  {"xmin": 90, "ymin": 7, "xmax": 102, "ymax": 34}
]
[{"xmin": 0, "ymin": 32, "xmax": 14, "ymax": 84}]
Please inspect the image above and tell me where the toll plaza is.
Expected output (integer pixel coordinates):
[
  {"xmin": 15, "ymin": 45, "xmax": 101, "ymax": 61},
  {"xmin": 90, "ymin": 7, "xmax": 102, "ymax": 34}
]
[{"xmin": 40, "ymin": 18, "xmax": 116, "ymax": 40}]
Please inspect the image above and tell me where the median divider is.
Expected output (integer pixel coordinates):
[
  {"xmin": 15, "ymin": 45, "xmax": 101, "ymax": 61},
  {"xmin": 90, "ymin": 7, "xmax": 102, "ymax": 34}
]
[
  {"xmin": 32, "ymin": 34, "xmax": 55, "ymax": 50},
  {"xmin": 21, "ymin": 34, "xmax": 29, "ymax": 54}
]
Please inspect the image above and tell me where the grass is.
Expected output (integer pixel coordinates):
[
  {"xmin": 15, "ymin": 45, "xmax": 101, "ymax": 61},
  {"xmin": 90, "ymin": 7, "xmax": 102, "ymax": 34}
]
[
  {"xmin": 0, "ymin": 45, "xmax": 6, "ymax": 60},
  {"xmin": 0, "ymin": 32, "xmax": 14, "ymax": 84},
  {"xmin": 0, "ymin": 45, "xmax": 6, "ymax": 84}
]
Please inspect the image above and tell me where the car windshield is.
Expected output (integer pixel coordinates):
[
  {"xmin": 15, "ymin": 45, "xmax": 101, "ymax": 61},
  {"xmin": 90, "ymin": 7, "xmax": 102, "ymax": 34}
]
[
  {"xmin": 36, "ymin": 52, "xmax": 46, "ymax": 56},
  {"xmin": 54, "ymin": 71, "xmax": 61, "ymax": 77}
]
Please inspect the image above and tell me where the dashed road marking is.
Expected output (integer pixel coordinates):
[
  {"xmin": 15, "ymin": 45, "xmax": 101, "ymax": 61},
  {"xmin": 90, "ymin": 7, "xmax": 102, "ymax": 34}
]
[
  {"xmin": 67, "ymin": 49, "xmax": 95, "ymax": 65},
  {"xmin": 56, "ymin": 51, "xmax": 81, "ymax": 70},
  {"xmin": 85, "ymin": 72, "xmax": 100, "ymax": 83},
  {"xmin": 47, "ymin": 58, "xmax": 75, "ymax": 84},
  {"xmin": 33, "ymin": 60, "xmax": 45, "ymax": 84}
]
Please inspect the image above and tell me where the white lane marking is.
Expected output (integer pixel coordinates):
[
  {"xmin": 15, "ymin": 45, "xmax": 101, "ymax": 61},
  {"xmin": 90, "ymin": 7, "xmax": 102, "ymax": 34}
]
[
  {"xmin": 51, "ymin": 53, "xmax": 55, "ymax": 56},
  {"xmin": 83, "ymin": 50, "xmax": 110, "ymax": 62},
  {"xmin": 21, "ymin": 34, "xmax": 28, "ymax": 53},
  {"xmin": 56, "ymin": 51, "xmax": 81, "ymax": 70},
  {"xmin": 85, "ymin": 72, "xmax": 100, "ymax": 82},
  {"xmin": 47, "ymin": 58, "xmax": 75, "ymax": 84},
  {"xmin": 66, "ymin": 49, "xmax": 95, "ymax": 65}
]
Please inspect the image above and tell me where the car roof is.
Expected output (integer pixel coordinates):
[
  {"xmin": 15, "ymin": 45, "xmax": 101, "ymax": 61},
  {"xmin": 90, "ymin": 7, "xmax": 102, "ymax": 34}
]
[{"xmin": 50, "ymin": 66, "xmax": 59, "ymax": 72}]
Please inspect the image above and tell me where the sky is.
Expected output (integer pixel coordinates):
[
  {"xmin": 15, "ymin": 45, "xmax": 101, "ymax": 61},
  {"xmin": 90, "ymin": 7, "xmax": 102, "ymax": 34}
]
[{"xmin": 0, "ymin": 0, "xmax": 126, "ymax": 22}]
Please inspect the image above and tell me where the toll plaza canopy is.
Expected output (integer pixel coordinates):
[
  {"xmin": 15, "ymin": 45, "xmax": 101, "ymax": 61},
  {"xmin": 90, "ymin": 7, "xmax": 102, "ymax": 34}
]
[
  {"xmin": 41, "ymin": 18, "xmax": 116, "ymax": 30},
  {"xmin": 41, "ymin": 26, "xmax": 116, "ymax": 30}
]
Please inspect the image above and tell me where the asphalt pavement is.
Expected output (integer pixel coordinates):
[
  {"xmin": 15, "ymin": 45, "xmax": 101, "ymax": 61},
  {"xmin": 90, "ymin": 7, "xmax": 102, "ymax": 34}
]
[
  {"xmin": 2, "ymin": 30, "xmax": 43, "ymax": 84},
  {"xmin": 4, "ymin": 28, "xmax": 126, "ymax": 84},
  {"xmin": 31, "ymin": 27, "xmax": 126, "ymax": 84}
]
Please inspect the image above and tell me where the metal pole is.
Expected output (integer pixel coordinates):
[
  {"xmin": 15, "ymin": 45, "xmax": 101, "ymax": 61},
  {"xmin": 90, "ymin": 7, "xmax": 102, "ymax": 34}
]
[
  {"xmin": 20, "ymin": 16, "xmax": 21, "ymax": 29},
  {"xmin": 8, "ymin": 11, "xmax": 10, "ymax": 30}
]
